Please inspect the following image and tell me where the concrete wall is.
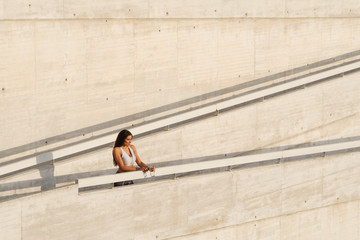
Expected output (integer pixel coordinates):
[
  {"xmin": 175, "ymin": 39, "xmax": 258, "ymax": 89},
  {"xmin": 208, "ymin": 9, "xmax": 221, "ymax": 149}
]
[
  {"xmin": 1, "ymin": 0, "xmax": 360, "ymax": 19},
  {"xmin": 1, "ymin": 150, "xmax": 360, "ymax": 240},
  {"xmin": 1, "ymin": 62, "xmax": 360, "ymax": 197},
  {"xmin": 1, "ymin": 0, "xmax": 360, "ymax": 158},
  {"xmin": 1, "ymin": 0, "xmax": 360, "ymax": 239},
  {"xmin": 1, "ymin": 70, "xmax": 359, "ymax": 201},
  {"xmin": 55, "ymin": 71, "xmax": 360, "ymax": 172}
]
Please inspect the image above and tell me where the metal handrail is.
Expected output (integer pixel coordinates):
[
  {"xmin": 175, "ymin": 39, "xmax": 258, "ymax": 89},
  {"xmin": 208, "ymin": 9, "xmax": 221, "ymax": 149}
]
[
  {"xmin": 78, "ymin": 139, "xmax": 360, "ymax": 189},
  {"xmin": 1, "ymin": 60, "xmax": 360, "ymax": 177}
]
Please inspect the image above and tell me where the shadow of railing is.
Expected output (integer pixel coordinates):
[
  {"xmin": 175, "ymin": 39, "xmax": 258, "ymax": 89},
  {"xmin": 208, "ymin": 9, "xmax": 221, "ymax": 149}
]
[{"xmin": 36, "ymin": 153, "xmax": 55, "ymax": 191}]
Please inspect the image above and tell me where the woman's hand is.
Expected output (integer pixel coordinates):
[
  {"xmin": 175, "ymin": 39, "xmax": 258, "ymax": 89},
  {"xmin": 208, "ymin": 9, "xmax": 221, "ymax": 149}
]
[{"xmin": 148, "ymin": 166, "xmax": 156, "ymax": 172}]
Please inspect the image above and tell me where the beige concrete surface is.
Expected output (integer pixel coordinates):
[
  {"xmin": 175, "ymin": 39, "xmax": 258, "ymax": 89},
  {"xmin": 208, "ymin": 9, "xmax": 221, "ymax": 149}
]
[
  {"xmin": 1, "ymin": 70, "xmax": 359, "ymax": 200},
  {"xmin": 167, "ymin": 200, "xmax": 359, "ymax": 240},
  {"xmin": 1, "ymin": 17, "xmax": 360, "ymax": 155},
  {"xmin": 137, "ymin": 72, "xmax": 360, "ymax": 162},
  {"xmin": 1, "ymin": 0, "xmax": 360, "ymax": 239},
  {"xmin": 1, "ymin": 151, "xmax": 360, "ymax": 239},
  {"xmin": 1, "ymin": 0, "xmax": 360, "ymax": 19}
]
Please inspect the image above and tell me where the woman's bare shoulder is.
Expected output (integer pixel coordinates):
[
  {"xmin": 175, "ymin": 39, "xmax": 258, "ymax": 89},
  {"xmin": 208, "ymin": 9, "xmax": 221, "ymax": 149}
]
[{"xmin": 113, "ymin": 147, "xmax": 121, "ymax": 154}]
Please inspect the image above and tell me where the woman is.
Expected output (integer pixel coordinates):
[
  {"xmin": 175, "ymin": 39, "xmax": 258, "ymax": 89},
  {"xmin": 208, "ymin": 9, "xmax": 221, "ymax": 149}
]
[{"xmin": 113, "ymin": 129, "xmax": 155, "ymax": 186}]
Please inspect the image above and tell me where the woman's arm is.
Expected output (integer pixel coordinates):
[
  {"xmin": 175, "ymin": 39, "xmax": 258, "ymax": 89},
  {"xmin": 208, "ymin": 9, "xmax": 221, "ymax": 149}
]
[
  {"xmin": 131, "ymin": 145, "xmax": 147, "ymax": 168},
  {"xmin": 131, "ymin": 145, "xmax": 155, "ymax": 172},
  {"xmin": 113, "ymin": 148, "xmax": 141, "ymax": 172}
]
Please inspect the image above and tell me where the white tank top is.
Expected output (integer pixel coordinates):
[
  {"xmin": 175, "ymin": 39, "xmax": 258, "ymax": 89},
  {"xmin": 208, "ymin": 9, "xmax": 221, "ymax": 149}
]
[{"xmin": 120, "ymin": 146, "xmax": 136, "ymax": 166}]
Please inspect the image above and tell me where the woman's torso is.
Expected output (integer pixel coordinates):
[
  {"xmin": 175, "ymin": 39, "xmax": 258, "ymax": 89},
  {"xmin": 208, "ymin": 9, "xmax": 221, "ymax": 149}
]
[{"xmin": 120, "ymin": 146, "xmax": 136, "ymax": 167}]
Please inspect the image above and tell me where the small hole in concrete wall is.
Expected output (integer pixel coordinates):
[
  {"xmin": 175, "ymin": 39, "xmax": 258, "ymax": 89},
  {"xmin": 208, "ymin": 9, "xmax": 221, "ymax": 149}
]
[
  {"xmin": 158, "ymin": 29, "xmax": 161, "ymax": 32},
  {"xmin": 29, "ymin": 4, "xmax": 31, "ymax": 7},
  {"xmin": 106, "ymin": 98, "xmax": 108, "ymax": 101},
  {"xmin": 105, "ymin": 20, "xmax": 108, "ymax": 22},
  {"xmin": 166, "ymin": 12, "xmax": 169, "ymax": 15},
  {"xmin": 245, "ymin": 13, "xmax": 248, "ymax": 16},
  {"xmin": 65, "ymin": 78, "xmax": 68, "ymax": 82},
  {"xmin": 45, "ymin": 141, "xmax": 48, "ymax": 144},
  {"xmin": 193, "ymin": 26, "xmax": 196, "ymax": 29},
  {"xmin": 238, "ymin": 75, "xmax": 241, "ymax": 78},
  {"xmin": 1, "ymin": 88, "xmax": 4, "ymax": 91},
  {"xmin": 129, "ymin": 9, "xmax": 131, "ymax": 12},
  {"xmin": 214, "ymin": 9, "xmax": 217, "ymax": 12},
  {"xmin": 73, "ymin": 13, "xmax": 76, "ymax": 16}
]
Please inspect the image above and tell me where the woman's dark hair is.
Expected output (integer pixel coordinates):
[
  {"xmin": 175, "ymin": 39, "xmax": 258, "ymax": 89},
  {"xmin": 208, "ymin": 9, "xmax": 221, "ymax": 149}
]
[{"xmin": 113, "ymin": 129, "xmax": 133, "ymax": 166}]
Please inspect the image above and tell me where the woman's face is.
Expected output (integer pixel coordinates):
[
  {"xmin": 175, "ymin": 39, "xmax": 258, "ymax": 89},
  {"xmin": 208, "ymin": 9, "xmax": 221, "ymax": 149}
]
[{"xmin": 124, "ymin": 135, "xmax": 132, "ymax": 146}]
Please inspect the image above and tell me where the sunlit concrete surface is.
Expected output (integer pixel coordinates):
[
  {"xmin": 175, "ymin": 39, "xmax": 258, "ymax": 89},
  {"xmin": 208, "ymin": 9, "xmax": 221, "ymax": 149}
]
[
  {"xmin": 1, "ymin": 151, "xmax": 360, "ymax": 239},
  {"xmin": 1, "ymin": 0, "xmax": 360, "ymax": 239},
  {"xmin": 1, "ymin": 1, "xmax": 360, "ymax": 154}
]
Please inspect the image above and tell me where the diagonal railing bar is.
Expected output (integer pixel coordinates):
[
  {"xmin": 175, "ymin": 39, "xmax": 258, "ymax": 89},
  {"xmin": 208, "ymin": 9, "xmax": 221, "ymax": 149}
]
[
  {"xmin": 1, "ymin": 60, "xmax": 360, "ymax": 178},
  {"xmin": 78, "ymin": 139, "xmax": 360, "ymax": 189}
]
